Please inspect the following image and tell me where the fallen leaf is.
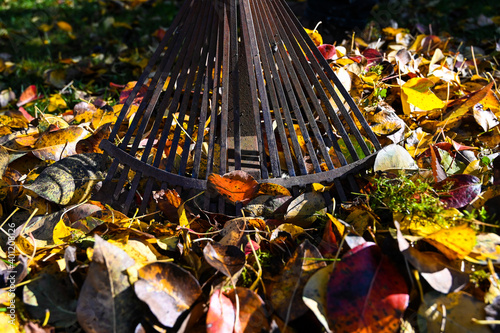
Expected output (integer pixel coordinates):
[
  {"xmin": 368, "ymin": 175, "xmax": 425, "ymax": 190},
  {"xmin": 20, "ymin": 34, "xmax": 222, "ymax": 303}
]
[
  {"xmin": 395, "ymin": 221, "xmax": 468, "ymax": 293},
  {"xmin": 271, "ymin": 240, "xmax": 326, "ymax": 322},
  {"xmin": 305, "ymin": 27, "xmax": 323, "ymax": 46},
  {"xmin": 318, "ymin": 44, "xmax": 336, "ymax": 60},
  {"xmin": 76, "ymin": 236, "xmax": 141, "ymax": 332},
  {"xmin": 16, "ymin": 85, "xmax": 39, "ymax": 107},
  {"xmin": 207, "ymin": 170, "xmax": 259, "ymax": 205},
  {"xmin": 423, "ymin": 224, "xmax": 476, "ymax": 260},
  {"xmin": 206, "ymin": 289, "xmax": 235, "ymax": 333},
  {"xmin": 473, "ymin": 103, "xmax": 499, "ymax": 131},
  {"xmin": 303, "ymin": 264, "xmax": 335, "ymax": 332},
  {"xmin": 284, "ymin": 191, "xmax": 326, "ymax": 227},
  {"xmin": 401, "ymin": 77, "xmax": 445, "ymax": 114},
  {"xmin": 134, "ymin": 262, "xmax": 202, "ymax": 327},
  {"xmin": 327, "ymin": 242, "xmax": 409, "ymax": 332},
  {"xmin": 75, "ymin": 123, "xmax": 112, "ymax": 154},
  {"xmin": 436, "ymin": 174, "xmax": 481, "ymax": 208},
  {"xmin": 418, "ymin": 291, "xmax": 490, "ymax": 332},
  {"xmin": 373, "ymin": 144, "xmax": 418, "ymax": 172},
  {"xmin": 24, "ymin": 153, "xmax": 106, "ymax": 205},
  {"xmin": 203, "ymin": 242, "xmax": 246, "ymax": 277},
  {"xmin": 225, "ymin": 288, "xmax": 270, "ymax": 332},
  {"xmin": 22, "ymin": 273, "xmax": 77, "ymax": 327}
]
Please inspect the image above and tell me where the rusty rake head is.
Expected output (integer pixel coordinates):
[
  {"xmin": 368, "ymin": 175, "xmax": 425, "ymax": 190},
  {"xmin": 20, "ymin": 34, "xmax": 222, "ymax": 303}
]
[{"xmin": 96, "ymin": 0, "xmax": 381, "ymax": 215}]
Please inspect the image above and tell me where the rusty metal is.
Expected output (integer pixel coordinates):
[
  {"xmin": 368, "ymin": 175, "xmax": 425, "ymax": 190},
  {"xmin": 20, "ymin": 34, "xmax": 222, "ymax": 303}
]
[{"xmin": 96, "ymin": 0, "xmax": 382, "ymax": 214}]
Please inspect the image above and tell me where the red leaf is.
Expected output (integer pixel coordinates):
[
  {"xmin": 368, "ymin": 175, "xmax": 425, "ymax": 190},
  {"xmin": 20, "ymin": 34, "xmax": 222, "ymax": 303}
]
[
  {"xmin": 327, "ymin": 242, "xmax": 409, "ymax": 333},
  {"xmin": 18, "ymin": 106, "xmax": 35, "ymax": 123},
  {"xmin": 318, "ymin": 44, "xmax": 336, "ymax": 60},
  {"xmin": 17, "ymin": 85, "xmax": 40, "ymax": 107},
  {"xmin": 206, "ymin": 289, "xmax": 235, "ymax": 333},
  {"xmin": 318, "ymin": 217, "xmax": 338, "ymax": 256},
  {"xmin": 430, "ymin": 145, "xmax": 447, "ymax": 183},
  {"xmin": 436, "ymin": 174, "xmax": 481, "ymax": 208},
  {"xmin": 244, "ymin": 240, "xmax": 260, "ymax": 255},
  {"xmin": 119, "ymin": 81, "xmax": 149, "ymax": 106},
  {"xmin": 363, "ymin": 48, "xmax": 383, "ymax": 66}
]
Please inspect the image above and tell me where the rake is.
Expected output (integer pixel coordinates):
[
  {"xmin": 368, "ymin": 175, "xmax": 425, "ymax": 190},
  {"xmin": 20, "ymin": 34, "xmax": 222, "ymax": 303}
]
[{"xmin": 96, "ymin": 0, "xmax": 382, "ymax": 215}]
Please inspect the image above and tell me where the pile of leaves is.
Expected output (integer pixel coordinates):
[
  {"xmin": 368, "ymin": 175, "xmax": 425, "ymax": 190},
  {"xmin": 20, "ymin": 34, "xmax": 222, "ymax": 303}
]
[{"xmin": 2, "ymin": 0, "xmax": 500, "ymax": 332}]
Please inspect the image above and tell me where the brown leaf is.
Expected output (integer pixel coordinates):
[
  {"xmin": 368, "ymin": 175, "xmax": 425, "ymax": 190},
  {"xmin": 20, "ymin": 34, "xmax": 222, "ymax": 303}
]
[
  {"xmin": 75, "ymin": 123, "xmax": 112, "ymax": 154},
  {"xmin": 153, "ymin": 189, "xmax": 183, "ymax": 221},
  {"xmin": 76, "ymin": 236, "xmax": 141, "ymax": 332},
  {"xmin": 134, "ymin": 262, "xmax": 202, "ymax": 327},
  {"xmin": 203, "ymin": 242, "xmax": 246, "ymax": 277},
  {"xmin": 226, "ymin": 287, "xmax": 270, "ymax": 332},
  {"xmin": 270, "ymin": 240, "xmax": 326, "ymax": 322}
]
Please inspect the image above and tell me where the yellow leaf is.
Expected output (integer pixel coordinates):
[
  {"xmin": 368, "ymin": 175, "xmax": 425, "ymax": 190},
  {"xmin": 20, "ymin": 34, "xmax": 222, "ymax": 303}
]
[
  {"xmin": 256, "ymin": 182, "xmax": 291, "ymax": 197},
  {"xmin": 304, "ymin": 27, "xmax": 323, "ymax": 46},
  {"xmin": 401, "ymin": 77, "xmax": 445, "ymax": 112},
  {"xmin": 56, "ymin": 21, "xmax": 73, "ymax": 32},
  {"xmin": 53, "ymin": 220, "xmax": 72, "ymax": 244},
  {"xmin": 312, "ymin": 183, "xmax": 326, "ymax": 192},
  {"xmin": 177, "ymin": 203, "xmax": 189, "ymax": 228},
  {"xmin": 424, "ymin": 224, "xmax": 476, "ymax": 260},
  {"xmin": 405, "ymin": 128, "xmax": 434, "ymax": 157},
  {"xmin": 327, "ymin": 213, "xmax": 345, "ymax": 236},
  {"xmin": 38, "ymin": 23, "xmax": 53, "ymax": 32},
  {"xmin": 47, "ymin": 94, "xmax": 67, "ymax": 112},
  {"xmin": 112, "ymin": 21, "xmax": 133, "ymax": 29}
]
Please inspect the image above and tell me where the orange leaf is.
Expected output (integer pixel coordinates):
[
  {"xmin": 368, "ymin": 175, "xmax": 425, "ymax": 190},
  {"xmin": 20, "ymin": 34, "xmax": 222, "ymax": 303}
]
[{"xmin": 207, "ymin": 170, "xmax": 259, "ymax": 205}]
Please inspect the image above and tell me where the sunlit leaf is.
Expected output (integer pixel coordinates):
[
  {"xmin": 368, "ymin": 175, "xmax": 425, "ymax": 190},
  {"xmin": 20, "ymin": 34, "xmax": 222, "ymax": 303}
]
[
  {"xmin": 284, "ymin": 191, "xmax": 326, "ymax": 227},
  {"xmin": 47, "ymin": 94, "xmax": 67, "ymax": 112},
  {"xmin": 255, "ymin": 182, "xmax": 291, "ymax": 197},
  {"xmin": 401, "ymin": 77, "xmax": 445, "ymax": 114},
  {"xmin": 473, "ymin": 103, "xmax": 499, "ymax": 132},
  {"xmin": 318, "ymin": 44, "xmax": 336, "ymax": 60},
  {"xmin": 439, "ymin": 82, "xmax": 495, "ymax": 129},
  {"xmin": 469, "ymin": 233, "xmax": 500, "ymax": 264},
  {"xmin": 303, "ymin": 264, "xmax": 335, "ymax": 332},
  {"xmin": 395, "ymin": 221, "xmax": 468, "ymax": 293},
  {"xmin": 56, "ymin": 21, "xmax": 73, "ymax": 32},
  {"xmin": 24, "ymin": 153, "xmax": 106, "ymax": 205},
  {"xmin": 423, "ymin": 224, "xmax": 476, "ymax": 260},
  {"xmin": 32, "ymin": 125, "xmax": 88, "ymax": 161},
  {"xmin": 373, "ymin": 144, "xmax": 418, "ymax": 172},
  {"xmin": 16, "ymin": 85, "xmax": 39, "ymax": 107},
  {"xmin": 436, "ymin": 174, "xmax": 481, "ymax": 208},
  {"xmin": 305, "ymin": 27, "xmax": 323, "ymax": 46},
  {"xmin": 207, "ymin": 170, "xmax": 259, "ymax": 205}
]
